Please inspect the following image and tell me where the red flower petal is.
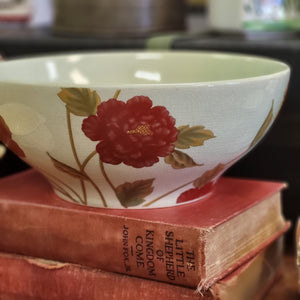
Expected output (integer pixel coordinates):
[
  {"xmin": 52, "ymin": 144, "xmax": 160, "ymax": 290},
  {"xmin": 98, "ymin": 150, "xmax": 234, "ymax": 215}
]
[
  {"xmin": 97, "ymin": 98, "xmax": 126, "ymax": 116},
  {"xmin": 0, "ymin": 116, "xmax": 25, "ymax": 158},
  {"xmin": 126, "ymin": 96, "xmax": 153, "ymax": 111},
  {"xmin": 82, "ymin": 95, "xmax": 178, "ymax": 168},
  {"xmin": 82, "ymin": 115, "xmax": 103, "ymax": 141},
  {"xmin": 176, "ymin": 182, "xmax": 214, "ymax": 204}
]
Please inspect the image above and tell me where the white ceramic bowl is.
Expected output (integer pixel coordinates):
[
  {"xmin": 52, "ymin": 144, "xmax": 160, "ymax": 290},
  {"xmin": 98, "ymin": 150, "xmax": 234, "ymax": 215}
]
[{"xmin": 0, "ymin": 51, "xmax": 290, "ymax": 208}]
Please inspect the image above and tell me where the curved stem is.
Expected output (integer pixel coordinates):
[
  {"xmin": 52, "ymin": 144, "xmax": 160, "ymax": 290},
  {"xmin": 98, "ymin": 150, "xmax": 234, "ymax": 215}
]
[
  {"xmin": 143, "ymin": 179, "xmax": 195, "ymax": 207},
  {"xmin": 66, "ymin": 108, "xmax": 107, "ymax": 207},
  {"xmin": 44, "ymin": 171, "xmax": 85, "ymax": 204},
  {"xmin": 100, "ymin": 160, "xmax": 116, "ymax": 192},
  {"xmin": 66, "ymin": 108, "xmax": 81, "ymax": 168},
  {"xmin": 66, "ymin": 108, "xmax": 87, "ymax": 204},
  {"xmin": 81, "ymin": 150, "xmax": 97, "ymax": 172},
  {"xmin": 51, "ymin": 181, "xmax": 81, "ymax": 204},
  {"xmin": 144, "ymin": 156, "xmax": 240, "ymax": 207},
  {"xmin": 81, "ymin": 150, "xmax": 108, "ymax": 206},
  {"xmin": 113, "ymin": 89, "xmax": 121, "ymax": 99},
  {"xmin": 80, "ymin": 181, "xmax": 87, "ymax": 205},
  {"xmin": 83, "ymin": 171, "xmax": 108, "ymax": 207}
]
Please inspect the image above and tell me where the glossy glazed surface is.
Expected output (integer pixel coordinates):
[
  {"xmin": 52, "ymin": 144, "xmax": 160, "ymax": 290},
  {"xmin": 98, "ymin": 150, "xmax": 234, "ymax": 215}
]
[
  {"xmin": 0, "ymin": 52, "xmax": 288, "ymax": 86},
  {"xmin": 0, "ymin": 52, "xmax": 290, "ymax": 208}
]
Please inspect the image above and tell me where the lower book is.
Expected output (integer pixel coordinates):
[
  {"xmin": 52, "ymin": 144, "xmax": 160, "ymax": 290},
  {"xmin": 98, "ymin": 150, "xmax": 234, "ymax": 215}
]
[
  {"xmin": 0, "ymin": 170, "xmax": 290, "ymax": 291},
  {"xmin": 0, "ymin": 236, "xmax": 284, "ymax": 300}
]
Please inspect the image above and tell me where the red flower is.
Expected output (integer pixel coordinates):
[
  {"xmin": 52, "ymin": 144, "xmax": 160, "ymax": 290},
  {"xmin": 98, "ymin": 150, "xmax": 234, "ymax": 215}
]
[
  {"xmin": 82, "ymin": 96, "xmax": 178, "ymax": 168},
  {"xmin": 0, "ymin": 115, "xmax": 25, "ymax": 158},
  {"xmin": 176, "ymin": 182, "xmax": 214, "ymax": 204}
]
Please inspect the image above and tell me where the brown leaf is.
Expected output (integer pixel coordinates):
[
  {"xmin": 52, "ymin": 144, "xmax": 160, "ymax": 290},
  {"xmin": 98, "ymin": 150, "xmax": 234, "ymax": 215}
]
[
  {"xmin": 47, "ymin": 152, "xmax": 87, "ymax": 180},
  {"xmin": 164, "ymin": 150, "xmax": 202, "ymax": 169},
  {"xmin": 58, "ymin": 88, "xmax": 101, "ymax": 116},
  {"xmin": 193, "ymin": 163, "xmax": 225, "ymax": 188},
  {"xmin": 116, "ymin": 179, "xmax": 155, "ymax": 208},
  {"xmin": 250, "ymin": 101, "xmax": 274, "ymax": 148},
  {"xmin": 174, "ymin": 125, "xmax": 215, "ymax": 149}
]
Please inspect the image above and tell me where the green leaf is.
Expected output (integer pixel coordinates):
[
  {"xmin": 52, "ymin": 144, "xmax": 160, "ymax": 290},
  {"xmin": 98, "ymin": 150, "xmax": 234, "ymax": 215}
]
[
  {"xmin": 47, "ymin": 152, "xmax": 87, "ymax": 180},
  {"xmin": 250, "ymin": 101, "xmax": 274, "ymax": 148},
  {"xmin": 164, "ymin": 150, "xmax": 202, "ymax": 169},
  {"xmin": 174, "ymin": 125, "xmax": 215, "ymax": 149},
  {"xmin": 116, "ymin": 179, "xmax": 155, "ymax": 208},
  {"xmin": 58, "ymin": 88, "xmax": 101, "ymax": 116}
]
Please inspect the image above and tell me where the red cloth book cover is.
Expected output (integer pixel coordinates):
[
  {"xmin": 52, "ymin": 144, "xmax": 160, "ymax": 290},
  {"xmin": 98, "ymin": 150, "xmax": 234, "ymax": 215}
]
[
  {"xmin": 0, "ymin": 236, "xmax": 284, "ymax": 299},
  {"xmin": 0, "ymin": 170, "xmax": 289, "ymax": 290}
]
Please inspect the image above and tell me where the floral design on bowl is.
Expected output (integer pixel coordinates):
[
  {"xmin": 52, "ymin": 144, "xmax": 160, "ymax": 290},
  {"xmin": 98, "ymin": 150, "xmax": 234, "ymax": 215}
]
[
  {"xmin": 47, "ymin": 88, "xmax": 216, "ymax": 208},
  {"xmin": 0, "ymin": 115, "xmax": 25, "ymax": 158}
]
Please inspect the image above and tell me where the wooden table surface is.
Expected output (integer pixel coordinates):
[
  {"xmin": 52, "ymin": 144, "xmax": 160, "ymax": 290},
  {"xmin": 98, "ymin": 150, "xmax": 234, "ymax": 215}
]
[{"xmin": 265, "ymin": 254, "xmax": 299, "ymax": 300}]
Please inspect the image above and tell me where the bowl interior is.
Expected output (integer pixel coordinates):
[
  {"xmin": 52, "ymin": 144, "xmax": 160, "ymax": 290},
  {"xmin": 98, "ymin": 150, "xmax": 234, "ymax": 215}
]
[{"xmin": 0, "ymin": 52, "xmax": 288, "ymax": 86}]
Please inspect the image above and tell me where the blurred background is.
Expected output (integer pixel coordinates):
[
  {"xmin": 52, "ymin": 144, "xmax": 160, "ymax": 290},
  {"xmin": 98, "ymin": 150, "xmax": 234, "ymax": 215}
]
[{"xmin": 0, "ymin": 0, "xmax": 299, "ymax": 247}]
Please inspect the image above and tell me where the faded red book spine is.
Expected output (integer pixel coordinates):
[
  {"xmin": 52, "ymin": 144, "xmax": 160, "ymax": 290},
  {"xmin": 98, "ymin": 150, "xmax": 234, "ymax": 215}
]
[
  {"xmin": 0, "ymin": 236, "xmax": 284, "ymax": 300},
  {"xmin": 0, "ymin": 252, "xmax": 202, "ymax": 300}
]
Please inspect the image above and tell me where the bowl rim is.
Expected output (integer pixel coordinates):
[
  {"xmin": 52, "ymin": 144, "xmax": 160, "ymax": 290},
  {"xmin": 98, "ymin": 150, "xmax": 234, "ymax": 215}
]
[{"xmin": 0, "ymin": 50, "xmax": 290, "ymax": 88}]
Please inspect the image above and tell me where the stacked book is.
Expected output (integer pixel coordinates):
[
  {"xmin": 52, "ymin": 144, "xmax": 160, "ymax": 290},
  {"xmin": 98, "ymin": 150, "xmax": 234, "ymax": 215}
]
[{"xmin": 0, "ymin": 169, "xmax": 290, "ymax": 299}]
